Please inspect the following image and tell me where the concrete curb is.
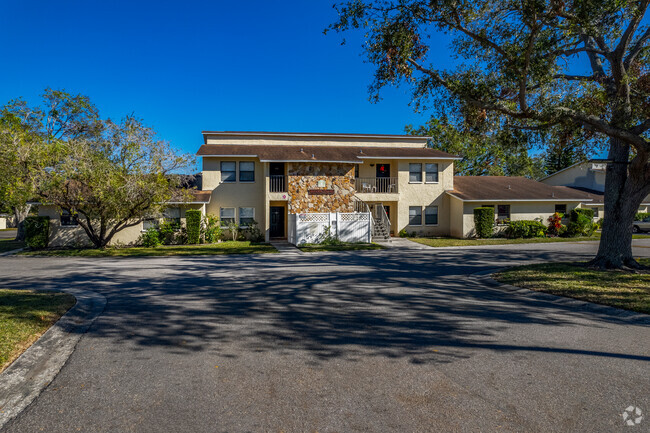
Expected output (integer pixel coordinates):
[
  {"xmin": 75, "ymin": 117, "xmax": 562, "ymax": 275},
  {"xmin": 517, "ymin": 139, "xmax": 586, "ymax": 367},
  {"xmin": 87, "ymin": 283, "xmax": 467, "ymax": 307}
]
[
  {"xmin": 0, "ymin": 288, "xmax": 106, "ymax": 429},
  {"xmin": 0, "ymin": 248, "xmax": 24, "ymax": 257},
  {"xmin": 471, "ymin": 269, "xmax": 650, "ymax": 325}
]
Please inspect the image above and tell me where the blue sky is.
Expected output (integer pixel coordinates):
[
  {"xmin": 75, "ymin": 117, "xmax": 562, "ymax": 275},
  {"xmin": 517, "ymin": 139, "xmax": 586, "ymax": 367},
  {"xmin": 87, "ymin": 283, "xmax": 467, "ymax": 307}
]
[{"xmin": 0, "ymin": 0, "xmax": 449, "ymax": 165}]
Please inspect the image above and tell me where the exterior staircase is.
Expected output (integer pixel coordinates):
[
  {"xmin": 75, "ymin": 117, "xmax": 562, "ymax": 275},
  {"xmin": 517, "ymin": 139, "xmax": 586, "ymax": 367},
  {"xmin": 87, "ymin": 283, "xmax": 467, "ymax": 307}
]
[
  {"xmin": 353, "ymin": 197, "xmax": 391, "ymax": 242},
  {"xmin": 372, "ymin": 216, "xmax": 391, "ymax": 241}
]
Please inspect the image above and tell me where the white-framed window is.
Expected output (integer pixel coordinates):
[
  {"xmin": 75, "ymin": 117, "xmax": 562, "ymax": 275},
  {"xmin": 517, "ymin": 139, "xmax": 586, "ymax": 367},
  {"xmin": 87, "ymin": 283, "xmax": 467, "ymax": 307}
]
[
  {"xmin": 239, "ymin": 161, "xmax": 255, "ymax": 182},
  {"xmin": 239, "ymin": 207, "xmax": 255, "ymax": 227},
  {"xmin": 60, "ymin": 209, "xmax": 78, "ymax": 227},
  {"xmin": 221, "ymin": 161, "xmax": 236, "ymax": 183},
  {"xmin": 425, "ymin": 163, "xmax": 439, "ymax": 183},
  {"xmin": 220, "ymin": 207, "xmax": 235, "ymax": 225},
  {"xmin": 409, "ymin": 206, "xmax": 422, "ymax": 225},
  {"xmin": 425, "ymin": 206, "xmax": 439, "ymax": 225},
  {"xmin": 409, "ymin": 163, "xmax": 422, "ymax": 183}
]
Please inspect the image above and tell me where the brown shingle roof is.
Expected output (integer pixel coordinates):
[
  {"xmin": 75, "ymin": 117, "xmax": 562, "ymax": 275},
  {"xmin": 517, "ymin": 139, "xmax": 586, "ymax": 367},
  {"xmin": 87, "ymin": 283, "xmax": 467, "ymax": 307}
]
[
  {"xmin": 169, "ymin": 189, "xmax": 212, "ymax": 203},
  {"xmin": 448, "ymin": 176, "xmax": 595, "ymax": 202},
  {"xmin": 196, "ymin": 144, "xmax": 458, "ymax": 162}
]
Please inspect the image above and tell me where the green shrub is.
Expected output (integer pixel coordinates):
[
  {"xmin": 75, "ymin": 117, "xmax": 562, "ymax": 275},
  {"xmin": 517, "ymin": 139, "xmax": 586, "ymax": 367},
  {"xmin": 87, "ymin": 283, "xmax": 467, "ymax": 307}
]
[
  {"xmin": 566, "ymin": 208, "xmax": 595, "ymax": 237},
  {"xmin": 244, "ymin": 219, "xmax": 264, "ymax": 243},
  {"xmin": 185, "ymin": 210, "xmax": 202, "ymax": 244},
  {"xmin": 24, "ymin": 216, "xmax": 50, "ymax": 249},
  {"xmin": 398, "ymin": 228, "xmax": 409, "ymax": 238},
  {"xmin": 158, "ymin": 220, "xmax": 180, "ymax": 245},
  {"xmin": 141, "ymin": 227, "xmax": 161, "ymax": 247},
  {"xmin": 473, "ymin": 207, "xmax": 494, "ymax": 238},
  {"xmin": 226, "ymin": 220, "xmax": 240, "ymax": 241},
  {"xmin": 320, "ymin": 226, "xmax": 343, "ymax": 245},
  {"xmin": 595, "ymin": 218, "xmax": 604, "ymax": 229},
  {"xmin": 505, "ymin": 220, "xmax": 547, "ymax": 239},
  {"xmin": 203, "ymin": 214, "xmax": 223, "ymax": 243},
  {"xmin": 635, "ymin": 212, "xmax": 650, "ymax": 221}
]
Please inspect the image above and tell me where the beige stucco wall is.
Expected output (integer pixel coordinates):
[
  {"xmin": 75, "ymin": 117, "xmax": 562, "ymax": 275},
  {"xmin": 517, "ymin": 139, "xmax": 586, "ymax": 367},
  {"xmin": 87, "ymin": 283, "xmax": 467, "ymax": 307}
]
[
  {"xmin": 455, "ymin": 201, "xmax": 583, "ymax": 238},
  {"xmin": 203, "ymin": 156, "xmax": 266, "ymax": 233},
  {"xmin": 204, "ymin": 134, "xmax": 427, "ymax": 148},
  {"xmin": 541, "ymin": 163, "xmax": 606, "ymax": 192},
  {"xmin": 40, "ymin": 204, "xmax": 205, "ymax": 247}
]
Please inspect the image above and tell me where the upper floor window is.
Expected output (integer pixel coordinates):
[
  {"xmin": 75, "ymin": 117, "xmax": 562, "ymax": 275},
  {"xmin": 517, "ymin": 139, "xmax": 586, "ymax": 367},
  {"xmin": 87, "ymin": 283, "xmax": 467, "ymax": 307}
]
[
  {"xmin": 425, "ymin": 163, "xmax": 439, "ymax": 183},
  {"xmin": 425, "ymin": 206, "xmax": 439, "ymax": 225},
  {"xmin": 409, "ymin": 163, "xmax": 422, "ymax": 183},
  {"xmin": 221, "ymin": 162, "xmax": 236, "ymax": 183},
  {"xmin": 239, "ymin": 207, "xmax": 255, "ymax": 227},
  {"xmin": 60, "ymin": 209, "xmax": 78, "ymax": 226},
  {"xmin": 239, "ymin": 162, "xmax": 255, "ymax": 182}
]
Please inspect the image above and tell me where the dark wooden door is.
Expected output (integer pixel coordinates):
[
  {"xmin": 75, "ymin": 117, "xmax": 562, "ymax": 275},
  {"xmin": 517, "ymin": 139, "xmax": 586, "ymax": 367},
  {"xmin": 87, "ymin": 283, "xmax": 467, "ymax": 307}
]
[{"xmin": 270, "ymin": 206, "xmax": 285, "ymax": 238}]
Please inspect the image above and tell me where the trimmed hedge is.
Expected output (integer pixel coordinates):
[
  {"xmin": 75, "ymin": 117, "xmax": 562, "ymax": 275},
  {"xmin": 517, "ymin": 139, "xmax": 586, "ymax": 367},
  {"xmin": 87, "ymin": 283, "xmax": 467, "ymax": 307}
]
[
  {"xmin": 185, "ymin": 210, "xmax": 202, "ymax": 244},
  {"xmin": 505, "ymin": 220, "xmax": 547, "ymax": 239},
  {"xmin": 570, "ymin": 208, "xmax": 594, "ymax": 222},
  {"xmin": 473, "ymin": 207, "xmax": 494, "ymax": 238},
  {"xmin": 25, "ymin": 216, "xmax": 50, "ymax": 249}
]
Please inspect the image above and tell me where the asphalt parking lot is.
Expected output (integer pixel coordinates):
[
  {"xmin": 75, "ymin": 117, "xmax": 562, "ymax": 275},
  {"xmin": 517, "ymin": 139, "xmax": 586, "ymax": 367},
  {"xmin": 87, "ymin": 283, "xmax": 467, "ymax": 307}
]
[{"xmin": 1, "ymin": 240, "xmax": 649, "ymax": 432}]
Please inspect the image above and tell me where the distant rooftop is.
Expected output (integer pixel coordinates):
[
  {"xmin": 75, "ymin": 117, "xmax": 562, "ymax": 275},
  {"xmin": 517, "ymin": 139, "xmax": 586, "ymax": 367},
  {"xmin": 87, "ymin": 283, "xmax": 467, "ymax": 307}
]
[
  {"xmin": 448, "ymin": 176, "xmax": 595, "ymax": 202},
  {"xmin": 201, "ymin": 130, "xmax": 428, "ymax": 140}
]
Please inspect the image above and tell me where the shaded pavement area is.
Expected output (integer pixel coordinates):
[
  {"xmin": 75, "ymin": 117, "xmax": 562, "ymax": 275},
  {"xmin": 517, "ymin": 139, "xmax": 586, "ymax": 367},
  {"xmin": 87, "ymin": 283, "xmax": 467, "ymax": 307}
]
[{"xmin": 1, "ymin": 240, "xmax": 649, "ymax": 432}]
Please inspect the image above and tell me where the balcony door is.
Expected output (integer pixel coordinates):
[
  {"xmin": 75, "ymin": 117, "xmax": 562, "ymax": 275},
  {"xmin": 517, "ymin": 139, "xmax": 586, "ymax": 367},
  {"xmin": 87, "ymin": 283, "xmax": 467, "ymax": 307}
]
[
  {"xmin": 270, "ymin": 163, "xmax": 285, "ymax": 192},
  {"xmin": 375, "ymin": 164, "xmax": 390, "ymax": 192},
  {"xmin": 376, "ymin": 164, "xmax": 390, "ymax": 178}
]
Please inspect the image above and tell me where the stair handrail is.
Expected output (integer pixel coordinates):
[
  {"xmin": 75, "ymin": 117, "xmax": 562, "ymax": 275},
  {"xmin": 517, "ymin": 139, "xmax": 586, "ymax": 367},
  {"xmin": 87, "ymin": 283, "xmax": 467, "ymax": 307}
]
[{"xmin": 375, "ymin": 203, "xmax": 391, "ymax": 236}]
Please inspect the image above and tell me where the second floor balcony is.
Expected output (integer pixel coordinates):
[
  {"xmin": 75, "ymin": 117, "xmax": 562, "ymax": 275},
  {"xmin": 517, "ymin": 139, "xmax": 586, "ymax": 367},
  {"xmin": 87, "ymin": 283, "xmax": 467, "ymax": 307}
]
[
  {"xmin": 270, "ymin": 175, "xmax": 286, "ymax": 192},
  {"xmin": 355, "ymin": 177, "xmax": 398, "ymax": 194}
]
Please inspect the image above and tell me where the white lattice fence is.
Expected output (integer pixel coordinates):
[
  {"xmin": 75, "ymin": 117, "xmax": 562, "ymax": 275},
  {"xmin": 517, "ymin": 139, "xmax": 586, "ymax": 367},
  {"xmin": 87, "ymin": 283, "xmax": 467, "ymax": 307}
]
[{"xmin": 290, "ymin": 212, "xmax": 372, "ymax": 245}]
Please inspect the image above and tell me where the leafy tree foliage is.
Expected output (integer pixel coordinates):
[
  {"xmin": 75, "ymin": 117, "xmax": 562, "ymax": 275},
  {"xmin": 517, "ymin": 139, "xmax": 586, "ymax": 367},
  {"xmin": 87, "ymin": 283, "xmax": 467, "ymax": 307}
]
[{"xmin": 330, "ymin": 0, "xmax": 650, "ymax": 268}]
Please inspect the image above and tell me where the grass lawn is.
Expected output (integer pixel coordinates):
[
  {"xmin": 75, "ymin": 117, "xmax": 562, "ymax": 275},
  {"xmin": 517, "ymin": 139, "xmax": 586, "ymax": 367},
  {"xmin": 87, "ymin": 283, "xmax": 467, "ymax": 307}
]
[
  {"xmin": 0, "ymin": 289, "xmax": 76, "ymax": 372},
  {"xmin": 493, "ymin": 258, "xmax": 650, "ymax": 314},
  {"xmin": 20, "ymin": 241, "xmax": 278, "ymax": 257},
  {"xmin": 0, "ymin": 238, "xmax": 25, "ymax": 253},
  {"xmin": 298, "ymin": 242, "xmax": 385, "ymax": 252},
  {"xmin": 409, "ymin": 233, "xmax": 649, "ymax": 248}
]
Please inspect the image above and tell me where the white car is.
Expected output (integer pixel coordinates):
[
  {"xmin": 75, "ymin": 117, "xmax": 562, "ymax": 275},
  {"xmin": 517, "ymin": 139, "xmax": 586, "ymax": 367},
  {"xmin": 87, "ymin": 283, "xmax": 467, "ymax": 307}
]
[{"xmin": 632, "ymin": 216, "xmax": 650, "ymax": 233}]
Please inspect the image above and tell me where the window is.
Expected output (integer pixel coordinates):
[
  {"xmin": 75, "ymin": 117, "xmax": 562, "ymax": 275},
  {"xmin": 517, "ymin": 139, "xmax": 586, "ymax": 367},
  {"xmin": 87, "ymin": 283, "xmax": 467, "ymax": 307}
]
[
  {"xmin": 409, "ymin": 206, "xmax": 422, "ymax": 225},
  {"xmin": 220, "ymin": 207, "xmax": 235, "ymax": 225},
  {"xmin": 409, "ymin": 163, "xmax": 422, "ymax": 183},
  {"xmin": 239, "ymin": 207, "xmax": 255, "ymax": 227},
  {"xmin": 221, "ymin": 161, "xmax": 236, "ymax": 183},
  {"xmin": 239, "ymin": 161, "xmax": 255, "ymax": 182},
  {"xmin": 60, "ymin": 209, "xmax": 78, "ymax": 226},
  {"xmin": 163, "ymin": 207, "xmax": 181, "ymax": 228},
  {"xmin": 354, "ymin": 165, "xmax": 359, "ymax": 178},
  {"xmin": 425, "ymin": 163, "xmax": 439, "ymax": 183},
  {"xmin": 425, "ymin": 206, "xmax": 439, "ymax": 225},
  {"xmin": 143, "ymin": 219, "xmax": 158, "ymax": 230},
  {"xmin": 555, "ymin": 204, "xmax": 567, "ymax": 215},
  {"xmin": 497, "ymin": 204, "xmax": 510, "ymax": 223}
]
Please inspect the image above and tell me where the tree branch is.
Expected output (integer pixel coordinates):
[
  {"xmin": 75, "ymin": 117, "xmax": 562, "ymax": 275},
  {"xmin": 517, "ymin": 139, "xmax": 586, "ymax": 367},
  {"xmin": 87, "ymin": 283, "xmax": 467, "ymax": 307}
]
[
  {"xmin": 615, "ymin": 0, "xmax": 649, "ymax": 59},
  {"xmin": 625, "ymin": 26, "xmax": 650, "ymax": 68}
]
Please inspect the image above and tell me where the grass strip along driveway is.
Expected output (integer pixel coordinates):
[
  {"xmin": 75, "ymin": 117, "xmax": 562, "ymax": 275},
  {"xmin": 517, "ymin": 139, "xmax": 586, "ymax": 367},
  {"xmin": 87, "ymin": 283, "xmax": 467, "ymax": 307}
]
[
  {"xmin": 494, "ymin": 258, "xmax": 650, "ymax": 314},
  {"xmin": 0, "ymin": 239, "xmax": 25, "ymax": 254},
  {"xmin": 0, "ymin": 290, "xmax": 76, "ymax": 372},
  {"xmin": 20, "ymin": 241, "xmax": 277, "ymax": 257},
  {"xmin": 409, "ymin": 233, "xmax": 648, "ymax": 248}
]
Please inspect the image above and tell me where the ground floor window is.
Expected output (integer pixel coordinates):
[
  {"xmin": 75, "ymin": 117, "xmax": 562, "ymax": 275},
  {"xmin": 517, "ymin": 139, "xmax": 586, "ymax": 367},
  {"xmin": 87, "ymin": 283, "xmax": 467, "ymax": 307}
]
[
  {"xmin": 555, "ymin": 204, "xmax": 567, "ymax": 216},
  {"xmin": 497, "ymin": 205, "xmax": 510, "ymax": 224},
  {"xmin": 220, "ymin": 207, "xmax": 235, "ymax": 225},
  {"xmin": 239, "ymin": 207, "xmax": 255, "ymax": 227},
  {"xmin": 60, "ymin": 209, "xmax": 78, "ymax": 226},
  {"xmin": 409, "ymin": 206, "xmax": 422, "ymax": 225},
  {"xmin": 425, "ymin": 206, "xmax": 438, "ymax": 225}
]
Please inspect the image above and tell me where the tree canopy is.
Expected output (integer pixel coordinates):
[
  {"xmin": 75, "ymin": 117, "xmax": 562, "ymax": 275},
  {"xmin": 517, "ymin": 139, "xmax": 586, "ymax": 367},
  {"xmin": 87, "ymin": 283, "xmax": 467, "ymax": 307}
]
[{"xmin": 329, "ymin": 0, "xmax": 650, "ymax": 268}]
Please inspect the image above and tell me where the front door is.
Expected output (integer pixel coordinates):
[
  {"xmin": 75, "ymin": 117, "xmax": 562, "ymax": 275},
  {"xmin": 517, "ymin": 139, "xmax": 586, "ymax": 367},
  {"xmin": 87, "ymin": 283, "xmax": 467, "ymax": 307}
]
[{"xmin": 270, "ymin": 206, "xmax": 285, "ymax": 238}]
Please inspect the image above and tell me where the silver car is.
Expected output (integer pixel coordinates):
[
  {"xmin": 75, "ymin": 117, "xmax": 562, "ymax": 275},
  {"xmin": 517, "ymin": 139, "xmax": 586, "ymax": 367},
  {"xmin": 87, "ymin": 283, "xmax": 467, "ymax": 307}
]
[{"xmin": 632, "ymin": 216, "xmax": 650, "ymax": 233}]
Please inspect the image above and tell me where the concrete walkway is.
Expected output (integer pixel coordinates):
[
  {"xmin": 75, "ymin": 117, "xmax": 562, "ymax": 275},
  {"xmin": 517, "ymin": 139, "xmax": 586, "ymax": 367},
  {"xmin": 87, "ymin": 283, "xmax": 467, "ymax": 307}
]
[
  {"xmin": 0, "ymin": 241, "xmax": 648, "ymax": 432},
  {"xmin": 269, "ymin": 240, "xmax": 304, "ymax": 255}
]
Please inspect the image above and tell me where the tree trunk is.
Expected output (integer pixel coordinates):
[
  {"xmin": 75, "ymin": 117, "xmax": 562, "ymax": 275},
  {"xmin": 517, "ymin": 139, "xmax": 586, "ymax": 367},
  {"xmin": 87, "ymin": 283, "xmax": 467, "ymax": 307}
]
[
  {"xmin": 13, "ymin": 204, "xmax": 31, "ymax": 241},
  {"xmin": 589, "ymin": 137, "xmax": 649, "ymax": 269}
]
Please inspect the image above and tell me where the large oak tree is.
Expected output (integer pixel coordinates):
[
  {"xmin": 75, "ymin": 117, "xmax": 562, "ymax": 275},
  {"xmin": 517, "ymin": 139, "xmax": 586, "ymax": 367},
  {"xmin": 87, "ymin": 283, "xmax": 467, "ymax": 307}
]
[{"xmin": 330, "ymin": 0, "xmax": 650, "ymax": 269}]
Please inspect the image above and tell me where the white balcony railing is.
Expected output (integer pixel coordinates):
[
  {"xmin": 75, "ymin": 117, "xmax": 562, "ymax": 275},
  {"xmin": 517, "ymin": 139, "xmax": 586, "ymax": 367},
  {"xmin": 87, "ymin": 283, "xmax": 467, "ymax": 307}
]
[
  {"xmin": 270, "ymin": 175, "xmax": 286, "ymax": 192},
  {"xmin": 355, "ymin": 177, "xmax": 398, "ymax": 193}
]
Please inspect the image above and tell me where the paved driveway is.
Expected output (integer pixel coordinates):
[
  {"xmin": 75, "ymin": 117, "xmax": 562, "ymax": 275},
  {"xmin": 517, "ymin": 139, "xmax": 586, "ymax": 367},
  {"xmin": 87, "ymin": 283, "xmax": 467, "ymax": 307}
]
[{"xmin": 1, "ymin": 241, "xmax": 649, "ymax": 432}]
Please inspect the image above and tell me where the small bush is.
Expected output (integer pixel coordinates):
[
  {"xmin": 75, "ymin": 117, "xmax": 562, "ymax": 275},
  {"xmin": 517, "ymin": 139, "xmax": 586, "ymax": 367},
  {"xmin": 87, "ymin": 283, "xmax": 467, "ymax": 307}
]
[
  {"xmin": 243, "ymin": 219, "xmax": 264, "ymax": 243},
  {"xmin": 141, "ymin": 227, "xmax": 161, "ymax": 247},
  {"xmin": 566, "ymin": 208, "xmax": 595, "ymax": 237},
  {"xmin": 505, "ymin": 220, "xmax": 547, "ymax": 239},
  {"xmin": 320, "ymin": 226, "xmax": 343, "ymax": 245},
  {"xmin": 595, "ymin": 218, "xmax": 604, "ymax": 229},
  {"xmin": 226, "ymin": 221, "xmax": 240, "ymax": 241},
  {"xmin": 635, "ymin": 212, "xmax": 650, "ymax": 221},
  {"xmin": 25, "ymin": 216, "xmax": 50, "ymax": 249},
  {"xmin": 473, "ymin": 207, "xmax": 494, "ymax": 238},
  {"xmin": 158, "ymin": 219, "xmax": 180, "ymax": 245},
  {"xmin": 203, "ymin": 215, "xmax": 223, "ymax": 243},
  {"xmin": 186, "ymin": 210, "xmax": 202, "ymax": 244},
  {"xmin": 547, "ymin": 212, "xmax": 565, "ymax": 236},
  {"xmin": 398, "ymin": 228, "xmax": 409, "ymax": 238}
]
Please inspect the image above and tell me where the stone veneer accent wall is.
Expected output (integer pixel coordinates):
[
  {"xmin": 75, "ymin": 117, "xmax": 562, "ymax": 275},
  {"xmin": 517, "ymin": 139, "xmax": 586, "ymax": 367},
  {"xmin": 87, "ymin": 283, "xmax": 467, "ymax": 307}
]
[{"xmin": 288, "ymin": 162, "xmax": 355, "ymax": 213}]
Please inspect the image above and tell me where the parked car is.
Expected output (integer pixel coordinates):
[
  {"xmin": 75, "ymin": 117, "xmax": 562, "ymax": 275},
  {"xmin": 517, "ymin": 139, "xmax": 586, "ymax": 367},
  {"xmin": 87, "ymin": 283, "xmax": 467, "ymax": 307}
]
[{"xmin": 632, "ymin": 216, "xmax": 650, "ymax": 233}]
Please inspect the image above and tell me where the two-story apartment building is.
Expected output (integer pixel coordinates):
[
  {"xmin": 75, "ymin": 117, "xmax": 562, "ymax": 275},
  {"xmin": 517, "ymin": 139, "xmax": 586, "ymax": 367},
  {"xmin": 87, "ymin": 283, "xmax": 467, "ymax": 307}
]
[{"xmin": 40, "ymin": 130, "xmax": 598, "ymax": 246}]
